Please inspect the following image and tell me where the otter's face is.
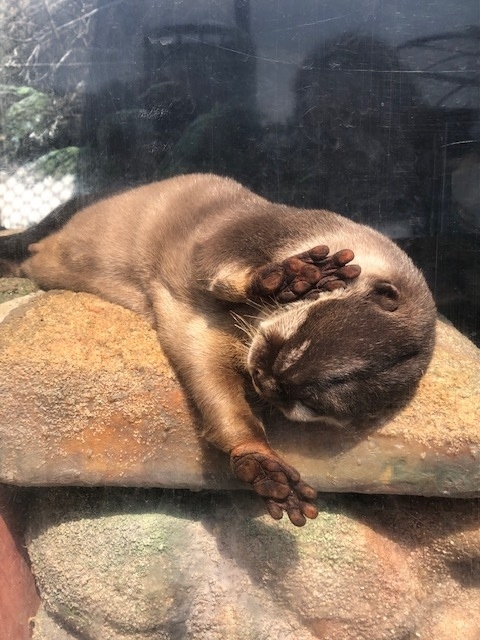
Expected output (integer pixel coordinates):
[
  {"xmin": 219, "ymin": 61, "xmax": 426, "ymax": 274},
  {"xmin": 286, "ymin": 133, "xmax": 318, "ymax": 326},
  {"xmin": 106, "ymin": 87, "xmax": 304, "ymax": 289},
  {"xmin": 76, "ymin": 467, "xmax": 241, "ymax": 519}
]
[{"xmin": 247, "ymin": 281, "xmax": 435, "ymax": 428}]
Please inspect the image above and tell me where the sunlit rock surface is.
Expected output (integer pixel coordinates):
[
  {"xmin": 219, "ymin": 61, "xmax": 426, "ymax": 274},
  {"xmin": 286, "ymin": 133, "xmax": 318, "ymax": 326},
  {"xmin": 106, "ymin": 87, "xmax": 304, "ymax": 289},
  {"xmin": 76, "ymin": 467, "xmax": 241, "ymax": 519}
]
[
  {"xmin": 1, "ymin": 285, "xmax": 479, "ymax": 640},
  {"xmin": 0, "ymin": 288, "xmax": 479, "ymax": 495},
  {"xmin": 27, "ymin": 489, "xmax": 480, "ymax": 640}
]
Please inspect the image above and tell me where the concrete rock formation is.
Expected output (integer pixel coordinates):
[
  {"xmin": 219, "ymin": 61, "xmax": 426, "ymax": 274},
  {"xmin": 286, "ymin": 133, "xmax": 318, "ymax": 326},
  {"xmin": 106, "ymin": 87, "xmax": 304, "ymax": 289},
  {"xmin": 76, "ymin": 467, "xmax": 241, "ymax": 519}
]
[
  {"xmin": 27, "ymin": 489, "xmax": 480, "ymax": 640},
  {"xmin": 0, "ymin": 289, "xmax": 478, "ymax": 496},
  {"xmin": 0, "ymin": 283, "xmax": 479, "ymax": 640}
]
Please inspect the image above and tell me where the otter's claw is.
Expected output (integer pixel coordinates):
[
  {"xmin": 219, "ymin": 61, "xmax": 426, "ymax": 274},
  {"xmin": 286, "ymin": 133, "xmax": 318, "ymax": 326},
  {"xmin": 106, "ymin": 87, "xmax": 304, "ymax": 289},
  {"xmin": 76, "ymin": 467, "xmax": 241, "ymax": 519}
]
[
  {"xmin": 231, "ymin": 450, "xmax": 318, "ymax": 526},
  {"xmin": 248, "ymin": 245, "xmax": 361, "ymax": 303}
]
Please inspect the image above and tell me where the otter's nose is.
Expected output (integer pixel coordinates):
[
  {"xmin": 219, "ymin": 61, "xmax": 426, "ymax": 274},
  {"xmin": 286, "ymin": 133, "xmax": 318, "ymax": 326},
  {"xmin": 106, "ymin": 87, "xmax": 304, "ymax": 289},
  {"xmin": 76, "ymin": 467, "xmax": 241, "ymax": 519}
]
[{"xmin": 250, "ymin": 366, "xmax": 287, "ymax": 402}]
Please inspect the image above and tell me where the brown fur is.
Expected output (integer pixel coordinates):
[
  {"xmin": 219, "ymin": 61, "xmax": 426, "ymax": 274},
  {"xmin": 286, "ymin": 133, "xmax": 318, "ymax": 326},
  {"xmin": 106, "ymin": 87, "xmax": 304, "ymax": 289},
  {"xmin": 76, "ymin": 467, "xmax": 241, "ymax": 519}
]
[{"xmin": 3, "ymin": 174, "xmax": 436, "ymax": 525}]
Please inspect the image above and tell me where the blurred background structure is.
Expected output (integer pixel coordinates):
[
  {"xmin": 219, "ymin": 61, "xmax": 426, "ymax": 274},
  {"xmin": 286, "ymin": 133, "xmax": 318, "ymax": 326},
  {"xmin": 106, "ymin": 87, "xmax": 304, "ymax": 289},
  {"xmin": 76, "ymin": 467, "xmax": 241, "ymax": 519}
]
[{"xmin": 0, "ymin": 0, "xmax": 479, "ymax": 342}]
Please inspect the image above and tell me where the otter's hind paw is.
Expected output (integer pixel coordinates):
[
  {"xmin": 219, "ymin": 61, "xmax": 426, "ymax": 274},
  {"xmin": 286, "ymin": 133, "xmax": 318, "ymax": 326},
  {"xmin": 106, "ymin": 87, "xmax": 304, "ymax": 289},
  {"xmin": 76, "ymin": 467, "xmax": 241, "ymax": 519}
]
[
  {"xmin": 248, "ymin": 246, "xmax": 361, "ymax": 303},
  {"xmin": 231, "ymin": 449, "xmax": 318, "ymax": 526}
]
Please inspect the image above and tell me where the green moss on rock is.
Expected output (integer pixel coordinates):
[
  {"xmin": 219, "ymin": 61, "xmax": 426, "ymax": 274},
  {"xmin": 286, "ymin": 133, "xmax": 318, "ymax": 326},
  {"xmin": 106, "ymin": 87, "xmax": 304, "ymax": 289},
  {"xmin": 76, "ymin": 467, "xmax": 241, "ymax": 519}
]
[{"xmin": 0, "ymin": 277, "xmax": 38, "ymax": 304}]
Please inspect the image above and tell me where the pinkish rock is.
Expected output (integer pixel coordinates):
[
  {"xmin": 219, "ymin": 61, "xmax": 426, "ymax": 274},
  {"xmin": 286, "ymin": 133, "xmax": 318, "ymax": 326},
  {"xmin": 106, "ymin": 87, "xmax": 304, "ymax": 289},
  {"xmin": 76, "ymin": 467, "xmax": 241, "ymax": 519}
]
[{"xmin": 0, "ymin": 485, "xmax": 40, "ymax": 639}]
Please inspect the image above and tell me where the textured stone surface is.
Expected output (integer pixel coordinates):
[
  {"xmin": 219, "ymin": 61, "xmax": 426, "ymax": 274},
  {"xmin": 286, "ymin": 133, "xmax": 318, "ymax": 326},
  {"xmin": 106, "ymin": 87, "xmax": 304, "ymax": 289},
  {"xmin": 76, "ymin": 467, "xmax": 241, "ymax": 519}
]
[
  {"xmin": 0, "ymin": 276, "xmax": 38, "ymax": 306},
  {"xmin": 0, "ymin": 290, "xmax": 42, "ymax": 322},
  {"xmin": 0, "ymin": 485, "xmax": 40, "ymax": 639},
  {"xmin": 27, "ymin": 488, "xmax": 480, "ymax": 640},
  {"xmin": 0, "ymin": 290, "xmax": 479, "ymax": 495}
]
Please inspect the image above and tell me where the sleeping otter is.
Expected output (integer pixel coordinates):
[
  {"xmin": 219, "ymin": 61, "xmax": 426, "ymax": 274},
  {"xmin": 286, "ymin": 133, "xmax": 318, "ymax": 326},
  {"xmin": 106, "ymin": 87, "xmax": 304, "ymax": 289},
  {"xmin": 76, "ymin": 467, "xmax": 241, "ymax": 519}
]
[{"xmin": 0, "ymin": 174, "xmax": 436, "ymax": 525}]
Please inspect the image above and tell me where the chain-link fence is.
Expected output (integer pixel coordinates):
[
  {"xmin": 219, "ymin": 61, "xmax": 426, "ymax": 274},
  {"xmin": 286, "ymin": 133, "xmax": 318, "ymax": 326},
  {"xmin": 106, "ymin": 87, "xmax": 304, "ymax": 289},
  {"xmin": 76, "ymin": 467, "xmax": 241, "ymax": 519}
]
[{"xmin": 0, "ymin": 167, "xmax": 75, "ymax": 229}]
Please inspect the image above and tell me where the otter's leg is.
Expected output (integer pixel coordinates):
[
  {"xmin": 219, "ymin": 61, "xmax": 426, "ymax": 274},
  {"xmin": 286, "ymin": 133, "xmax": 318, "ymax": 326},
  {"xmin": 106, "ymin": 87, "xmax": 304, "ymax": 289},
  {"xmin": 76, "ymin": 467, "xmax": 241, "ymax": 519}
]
[
  {"xmin": 149, "ymin": 286, "xmax": 318, "ymax": 526},
  {"xmin": 231, "ymin": 445, "xmax": 318, "ymax": 526},
  {"xmin": 207, "ymin": 246, "xmax": 360, "ymax": 304},
  {"xmin": 20, "ymin": 239, "xmax": 155, "ymax": 322},
  {"xmin": 248, "ymin": 246, "xmax": 361, "ymax": 303}
]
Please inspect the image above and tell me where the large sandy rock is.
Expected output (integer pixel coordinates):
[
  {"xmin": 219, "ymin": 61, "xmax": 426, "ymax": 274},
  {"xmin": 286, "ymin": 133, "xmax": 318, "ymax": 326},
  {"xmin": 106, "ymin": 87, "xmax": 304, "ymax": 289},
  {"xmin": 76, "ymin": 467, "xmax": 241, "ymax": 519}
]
[
  {"xmin": 27, "ymin": 488, "xmax": 480, "ymax": 640},
  {"xmin": 0, "ymin": 289, "xmax": 479, "ymax": 495}
]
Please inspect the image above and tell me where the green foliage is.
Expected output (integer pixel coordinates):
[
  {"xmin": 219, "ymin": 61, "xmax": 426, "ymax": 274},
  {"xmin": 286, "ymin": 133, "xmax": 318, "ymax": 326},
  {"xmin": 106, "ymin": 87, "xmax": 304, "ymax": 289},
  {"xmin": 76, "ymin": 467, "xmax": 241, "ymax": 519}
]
[
  {"xmin": 0, "ymin": 84, "xmax": 57, "ymax": 158},
  {"xmin": 33, "ymin": 147, "xmax": 79, "ymax": 179}
]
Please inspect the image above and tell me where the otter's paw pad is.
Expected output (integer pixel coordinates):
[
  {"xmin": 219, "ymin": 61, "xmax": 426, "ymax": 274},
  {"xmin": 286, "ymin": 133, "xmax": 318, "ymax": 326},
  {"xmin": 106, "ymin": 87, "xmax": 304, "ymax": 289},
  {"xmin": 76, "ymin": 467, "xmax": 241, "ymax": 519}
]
[
  {"xmin": 248, "ymin": 246, "xmax": 361, "ymax": 303},
  {"xmin": 231, "ymin": 452, "xmax": 318, "ymax": 526}
]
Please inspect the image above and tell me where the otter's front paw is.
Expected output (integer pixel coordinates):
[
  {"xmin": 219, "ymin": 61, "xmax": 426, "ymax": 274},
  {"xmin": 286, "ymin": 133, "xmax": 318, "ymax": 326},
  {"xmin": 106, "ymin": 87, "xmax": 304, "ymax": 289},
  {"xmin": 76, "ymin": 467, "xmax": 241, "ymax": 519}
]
[
  {"xmin": 231, "ymin": 450, "xmax": 318, "ymax": 526},
  {"xmin": 248, "ymin": 246, "xmax": 361, "ymax": 303}
]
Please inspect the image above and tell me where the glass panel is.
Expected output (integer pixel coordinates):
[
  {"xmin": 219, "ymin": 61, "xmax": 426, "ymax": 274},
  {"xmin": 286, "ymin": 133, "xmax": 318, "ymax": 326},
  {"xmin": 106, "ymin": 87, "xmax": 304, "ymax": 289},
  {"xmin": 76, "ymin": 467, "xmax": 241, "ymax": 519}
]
[
  {"xmin": 0, "ymin": 6, "xmax": 479, "ymax": 636},
  {"xmin": 1, "ymin": 0, "xmax": 478, "ymax": 342}
]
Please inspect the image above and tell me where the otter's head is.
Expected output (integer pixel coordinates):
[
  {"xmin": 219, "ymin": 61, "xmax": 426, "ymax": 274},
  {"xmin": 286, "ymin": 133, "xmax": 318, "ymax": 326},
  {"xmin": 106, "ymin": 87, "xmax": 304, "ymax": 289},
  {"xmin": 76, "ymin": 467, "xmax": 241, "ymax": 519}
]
[{"xmin": 247, "ymin": 248, "xmax": 436, "ymax": 429}]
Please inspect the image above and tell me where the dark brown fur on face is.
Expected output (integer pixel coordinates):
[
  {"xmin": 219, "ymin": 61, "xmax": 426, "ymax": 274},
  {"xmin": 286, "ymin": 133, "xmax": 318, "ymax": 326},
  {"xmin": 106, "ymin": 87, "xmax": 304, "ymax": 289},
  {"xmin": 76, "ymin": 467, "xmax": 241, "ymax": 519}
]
[{"xmin": 0, "ymin": 174, "xmax": 436, "ymax": 525}]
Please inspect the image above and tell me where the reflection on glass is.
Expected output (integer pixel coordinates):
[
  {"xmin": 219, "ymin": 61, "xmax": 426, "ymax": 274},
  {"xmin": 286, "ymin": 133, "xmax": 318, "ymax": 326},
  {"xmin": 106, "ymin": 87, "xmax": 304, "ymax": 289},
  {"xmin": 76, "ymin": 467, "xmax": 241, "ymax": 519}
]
[{"xmin": 0, "ymin": 0, "xmax": 479, "ymax": 343}]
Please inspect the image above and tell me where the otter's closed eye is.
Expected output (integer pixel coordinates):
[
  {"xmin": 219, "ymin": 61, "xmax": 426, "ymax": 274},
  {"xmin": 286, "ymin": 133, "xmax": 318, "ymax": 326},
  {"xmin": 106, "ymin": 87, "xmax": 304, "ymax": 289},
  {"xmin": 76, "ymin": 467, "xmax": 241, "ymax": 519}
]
[{"xmin": 370, "ymin": 281, "xmax": 399, "ymax": 311}]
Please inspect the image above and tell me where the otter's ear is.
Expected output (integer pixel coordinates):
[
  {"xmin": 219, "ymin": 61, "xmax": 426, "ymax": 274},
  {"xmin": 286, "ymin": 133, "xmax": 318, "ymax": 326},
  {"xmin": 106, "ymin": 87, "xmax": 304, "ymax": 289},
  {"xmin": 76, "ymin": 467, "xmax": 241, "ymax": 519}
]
[{"xmin": 370, "ymin": 281, "xmax": 400, "ymax": 311}]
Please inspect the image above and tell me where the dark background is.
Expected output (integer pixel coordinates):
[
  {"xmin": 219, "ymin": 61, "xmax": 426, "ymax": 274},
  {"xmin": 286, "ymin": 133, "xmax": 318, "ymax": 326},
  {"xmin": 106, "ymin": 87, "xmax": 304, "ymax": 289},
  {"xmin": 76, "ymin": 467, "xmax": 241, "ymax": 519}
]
[{"xmin": 1, "ymin": 0, "xmax": 479, "ymax": 343}]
